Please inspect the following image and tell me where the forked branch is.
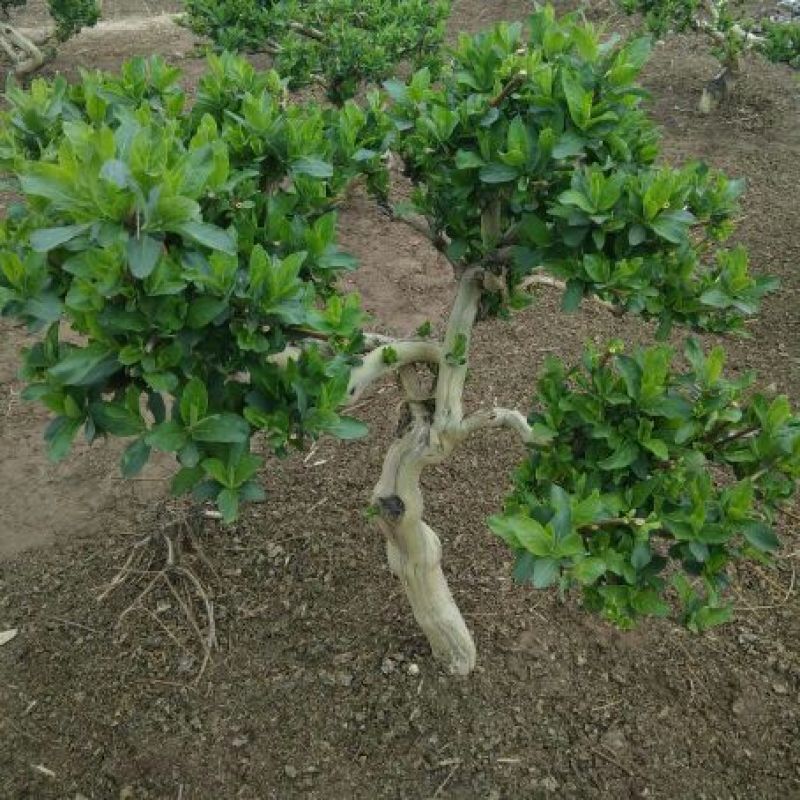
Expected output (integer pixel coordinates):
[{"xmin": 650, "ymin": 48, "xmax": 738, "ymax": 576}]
[{"xmin": 347, "ymin": 340, "xmax": 442, "ymax": 405}]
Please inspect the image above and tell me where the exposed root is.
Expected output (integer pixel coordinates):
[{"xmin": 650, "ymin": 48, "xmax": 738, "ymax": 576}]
[{"xmin": 96, "ymin": 507, "xmax": 218, "ymax": 682}]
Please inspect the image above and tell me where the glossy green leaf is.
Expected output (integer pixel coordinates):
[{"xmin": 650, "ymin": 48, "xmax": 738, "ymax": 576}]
[
  {"xmin": 177, "ymin": 222, "xmax": 237, "ymax": 255},
  {"xmin": 121, "ymin": 438, "xmax": 151, "ymax": 477},
  {"xmin": 192, "ymin": 413, "xmax": 250, "ymax": 443},
  {"xmin": 127, "ymin": 234, "xmax": 162, "ymax": 279},
  {"xmin": 30, "ymin": 224, "xmax": 90, "ymax": 252}
]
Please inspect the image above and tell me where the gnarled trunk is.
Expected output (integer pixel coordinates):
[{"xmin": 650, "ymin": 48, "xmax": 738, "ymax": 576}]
[
  {"xmin": 345, "ymin": 268, "xmax": 537, "ymax": 674},
  {"xmin": 368, "ymin": 268, "xmax": 536, "ymax": 674},
  {"xmin": 372, "ymin": 408, "xmax": 477, "ymax": 675},
  {"xmin": 0, "ymin": 23, "xmax": 53, "ymax": 77}
]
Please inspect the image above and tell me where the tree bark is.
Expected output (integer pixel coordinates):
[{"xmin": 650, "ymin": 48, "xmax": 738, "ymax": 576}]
[
  {"xmin": 373, "ymin": 406, "xmax": 477, "ymax": 675},
  {"xmin": 0, "ymin": 23, "xmax": 52, "ymax": 77},
  {"xmin": 369, "ymin": 269, "xmax": 535, "ymax": 674}
]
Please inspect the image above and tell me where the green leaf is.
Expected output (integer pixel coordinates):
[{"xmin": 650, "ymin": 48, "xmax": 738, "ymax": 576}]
[
  {"xmin": 572, "ymin": 557, "xmax": 607, "ymax": 585},
  {"xmin": 479, "ymin": 163, "xmax": 519, "ymax": 184},
  {"xmin": 202, "ymin": 457, "xmax": 231, "ymax": 487},
  {"xmin": 599, "ymin": 441, "xmax": 639, "ymax": 470},
  {"xmin": 631, "ymin": 542, "xmax": 652, "ymax": 571},
  {"xmin": 233, "ymin": 452, "xmax": 262, "ymax": 486},
  {"xmin": 699, "ymin": 288, "xmax": 730, "ymax": 309},
  {"xmin": 90, "ymin": 402, "xmax": 145, "ymax": 436},
  {"xmin": 44, "ymin": 416, "xmax": 81, "ymax": 462},
  {"xmin": 146, "ymin": 421, "xmax": 188, "ymax": 452},
  {"xmin": 192, "ymin": 413, "xmax": 250, "ymax": 443},
  {"xmin": 326, "ymin": 416, "xmax": 369, "ymax": 440},
  {"xmin": 651, "ymin": 209, "xmax": 694, "ymax": 244},
  {"xmin": 292, "ymin": 157, "xmax": 334, "ymax": 179},
  {"xmin": 127, "ymin": 234, "xmax": 162, "ymax": 279},
  {"xmin": 455, "ymin": 149, "xmax": 485, "ymax": 169},
  {"xmin": 561, "ymin": 70, "xmax": 590, "ymax": 127},
  {"xmin": 559, "ymin": 189, "xmax": 595, "ymax": 213},
  {"xmin": 100, "ymin": 158, "xmax": 133, "ymax": 188},
  {"xmin": 561, "ymin": 279, "xmax": 583, "ymax": 312},
  {"xmin": 549, "ymin": 484, "xmax": 573, "ymax": 541},
  {"xmin": 177, "ymin": 222, "xmax": 237, "ymax": 255},
  {"xmin": 121, "ymin": 438, "xmax": 151, "ymax": 477},
  {"xmin": 25, "ymin": 293, "xmax": 63, "ymax": 324},
  {"xmin": 187, "ymin": 296, "xmax": 227, "ymax": 328},
  {"xmin": 49, "ymin": 345, "xmax": 120, "ymax": 387},
  {"xmin": 642, "ymin": 438, "xmax": 669, "ymax": 460},
  {"xmin": 532, "ymin": 557, "xmax": 560, "ymax": 588},
  {"xmin": 171, "ymin": 465, "xmax": 204, "ymax": 495},
  {"xmin": 519, "ymin": 216, "xmax": 552, "ymax": 247},
  {"xmin": 691, "ymin": 604, "xmax": 732, "ymax": 631},
  {"xmin": 240, "ymin": 481, "xmax": 266, "ymax": 503},
  {"xmin": 180, "ymin": 378, "xmax": 209, "ymax": 425},
  {"xmin": 552, "ymin": 131, "xmax": 586, "ymax": 159},
  {"xmin": 530, "ymin": 423, "xmax": 557, "ymax": 445},
  {"xmin": 628, "ymin": 224, "xmax": 647, "ymax": 246},
  {"xmin": 553, "ymin": 533, "xmax": 584, "ymax": 558},
  {"xmin": 488, "ymin": 515, "xmax": 523, "ymax": 549},
  {"xmin": 631, "ymin": 589, "xmax": 669, "ymax": 616},
  {"xmin": 217, "ymin": 487, "xmax": 239, "ymax": 523},
  {"xmin": 30, "ymin": 224, "xmax": 90, "ymax": 252},
  {"xmin": 496, "ymin": 515, "xmax": 553, "ymax": 556},
  {"xmin": 571, "ymin": 492, "xmax": 606, "ymax": 526},
  {"xmin": 616, "ymin": 355, "xmax": 642, "ymax": 400},
  {"xmin": 741, "ymin": 521, "xmax": 780, "ymax": 553}
]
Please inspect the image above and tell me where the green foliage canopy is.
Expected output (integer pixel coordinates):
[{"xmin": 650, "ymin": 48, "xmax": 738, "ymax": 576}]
[
  {"xmin": 182, "ymin": 0, "xmax": 452, "ymax": 102},
  {"xmin": 387, "ymin": 9, "xmax": 775, "ymax": 337},
  {"xmin": 617, "ymin": 0, "xmax": 800, "ymax": 69},
  {"xmin": 0, "ymin": 53, "xmax": 390, "ymax": 523},
  {"xmin": 1, "ymin": 8, "xmax": 797, "ymax": 633},
  {"xmin": 1, "ymin": 0, "xmax": 100, "ymax": 42},
  {"xmin": 383, "ymin": 6, "xmax": 798, "ymax": 626},
  {"xmin": 492, "ymin": 340, "xmax": 799, "ymax": 629}
]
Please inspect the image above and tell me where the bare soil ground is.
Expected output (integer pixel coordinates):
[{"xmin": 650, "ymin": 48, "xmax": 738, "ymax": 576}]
[{"xmin": 1, "ymin": 1, "xmax": 799, "ymax": 798}]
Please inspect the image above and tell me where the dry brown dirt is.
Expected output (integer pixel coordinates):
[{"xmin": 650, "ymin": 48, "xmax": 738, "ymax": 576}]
[{"xmin": 1, "ymin": 1, "xmax": 799, "ymax": 798}]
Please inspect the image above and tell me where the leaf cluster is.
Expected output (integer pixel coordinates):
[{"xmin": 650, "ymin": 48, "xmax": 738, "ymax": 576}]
[
  {"xmin": 385, "ymin": 8, "xmax": 774, "ymax": 336},
  {"xmin": 759, "ymin": 19, "xmax": 800, "ymax": 68},
  {"xmin": 0, "ymin": 53, "xmax": 390, "ymax": 521},
  {"xmin": 182, "ymin": 0, "xmax": 451, "ymax": 103},
  {"xmin": 1, "ymin": 0, "xmax": 99, "ymax": 41},
  {"xmin": 491, "ymin": 340, "xmax": 799, "ymax": 630},
  {"xmin": 47, "ymin": 0, "xmax": 100, "ymax": 41},
  {"xmin": 618, "ymin": 0, "xmax": 800, "ymax": 70}
]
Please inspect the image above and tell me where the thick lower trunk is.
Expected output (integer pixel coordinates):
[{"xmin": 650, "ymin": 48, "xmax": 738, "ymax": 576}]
[
  {"xmin": 373, "ymin": 417, "xmax": 477, "ymax": 675},
  {"xmin": 359, "ymin": 269, "xmax": 534, "ymax": 675}
]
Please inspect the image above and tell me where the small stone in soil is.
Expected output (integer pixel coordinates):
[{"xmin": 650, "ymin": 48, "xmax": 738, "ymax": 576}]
[
  {"xmin": 539, "ymin": 776, "xmax": 558, "ymax": 792},
  {"xmin": 381, "ymin": 657, "xmax": 396, "ymax": 674},
  {"xmin": 601, "ymin": 728, "xmax": 627, "ymax": 752},
  {"xmin": 284, "ymin": 765, "xmax": 298, "ymax": 779},
  {"xmin": 337, "ymin": 672, "xmax": 354, "ymax": 687}
]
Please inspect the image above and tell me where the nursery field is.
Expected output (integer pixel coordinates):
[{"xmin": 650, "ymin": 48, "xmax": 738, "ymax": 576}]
[{"xmin": 1, "ymin": 0, "xmax": 799, "ymax": 798}]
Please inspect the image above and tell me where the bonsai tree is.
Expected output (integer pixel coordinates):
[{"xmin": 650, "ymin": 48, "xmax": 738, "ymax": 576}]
[
  {"xmin": 618, "ymin": 0, "xmax": 800, "ymax": 111},
  {"xmin": 181, "ymin": 0, "xmax": 452, "ymax": 103},
  {"xmin": 1, "ymin": 8, "xmax": 797, "ymax": 675},
  {"xmin": 0, "ymin": 0, "xmax": 100, "ymax": 76}
]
